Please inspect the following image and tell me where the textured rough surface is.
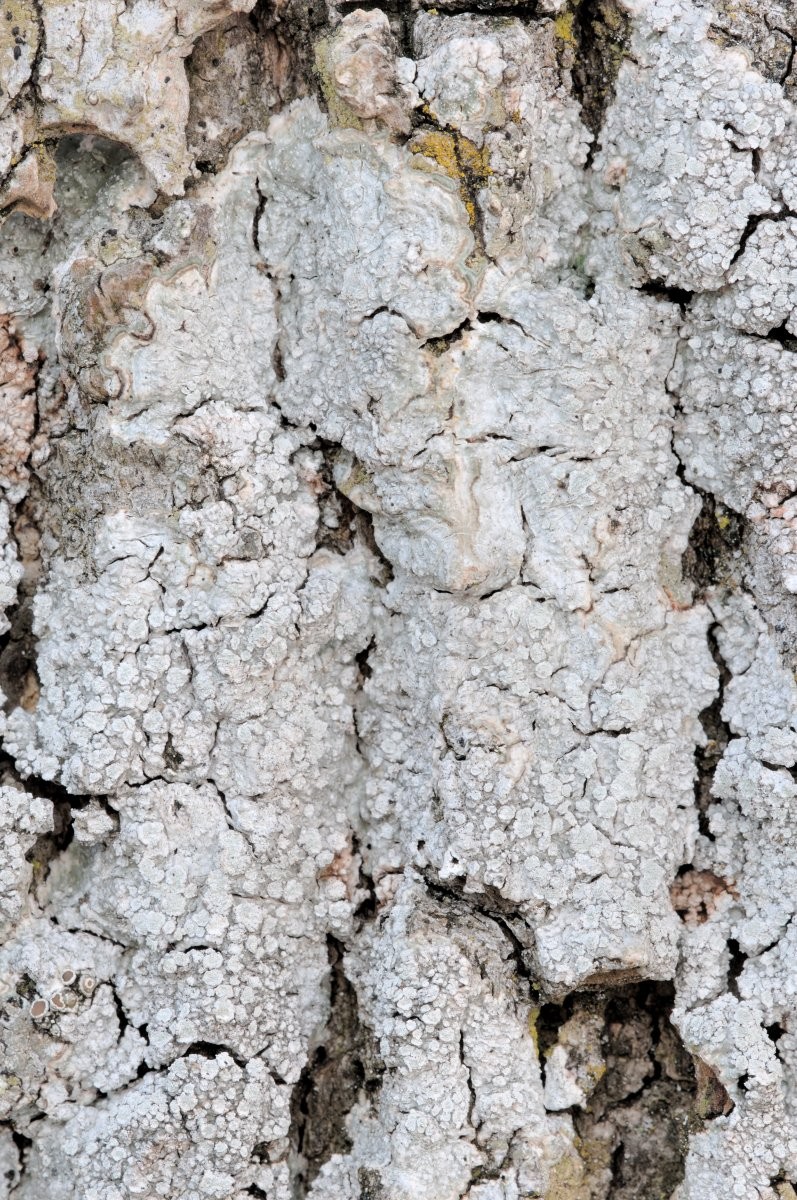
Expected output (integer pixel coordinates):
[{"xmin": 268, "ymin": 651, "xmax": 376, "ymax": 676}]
[{"xmin": 1, "ymin": 1, "xmax": 797, "ymax": 1197}]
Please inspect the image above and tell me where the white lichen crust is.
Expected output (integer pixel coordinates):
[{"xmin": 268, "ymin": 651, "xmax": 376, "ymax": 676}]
[{"xmin": 1, "ymin": 0, "xmax": 797, "ymax": 1197}]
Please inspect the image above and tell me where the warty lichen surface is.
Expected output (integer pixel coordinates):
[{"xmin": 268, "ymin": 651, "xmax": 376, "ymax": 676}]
[{"xmin": 1, "ymin": 1, "xmax": 797, "ymax": 1198}]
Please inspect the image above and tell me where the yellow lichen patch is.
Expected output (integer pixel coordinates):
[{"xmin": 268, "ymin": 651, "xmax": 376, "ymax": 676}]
[
  {"xmin": 409, "ymin": 129, "xmax": 491, "ymax": 230},
  {"xmin": 424, "ymin": 334, "xmax": 458, "ymax": 356},
  {"xmin": 716, "ymin": 512, "xmax": 731, "ymax": 530},
  {"xmin": 599, "ymin": 0, "xmax": 630, "ymax": 33},
  {"xmin": 0, "ymin": 0, "xmax": 38, "ymax": 65},
  {"xmin": 543, "ymin": 1148, "xmax": 592, "ymax": 1200},
  {"xmin": 31, "ymin": 141, "xmax": 56, "ymax": 179},
  {"xmin": 585, "ymin": 1060, "xmax": 606, "ymax": 1084},
  {"xmin": 456, "ymin": 134, "xmax": 492, "ymax": 186},
  {"xmin": 573, "ymin": 1133, "xmax": 613, "ymax": 1186},
  {"xmin": 410, "ymin": 129, "xmax": 460, "ymax": 177},
  {"xmin": 335, "ymin": 458, "xmax": 374, "ymax": 504},
  {"xmin": 554, "ymin": 11, "xmax": 577, "ymax": 46}
]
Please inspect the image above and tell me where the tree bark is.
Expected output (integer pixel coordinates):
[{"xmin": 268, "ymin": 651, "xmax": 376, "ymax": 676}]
[{"xmin": 0, "ymin": 1, "xmax": 795, "ymax": 1197}]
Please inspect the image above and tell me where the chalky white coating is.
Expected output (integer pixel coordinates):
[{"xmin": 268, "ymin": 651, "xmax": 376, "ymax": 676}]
[{"xmin": 0, "ymin": 1, "xmax": 796, "ymax": 1197}]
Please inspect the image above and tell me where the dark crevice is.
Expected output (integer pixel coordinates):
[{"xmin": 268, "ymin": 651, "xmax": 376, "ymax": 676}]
[
  {"xmin": 138, "ymin": 1036, "xmax": 283, "ymax": 1087},
  {"xmin": 28, "ymin": 0, "xmax": 46, "ymax": 96},
  {"xmin": 780, "ymin": 33, "xmax": 797, "ymax": 85},
  {"xmin": 412, "ymin": 1, "xmax": 540, "ymax": 15},
  {"xmin": 335, "ymin": 0, "xmax": 415, "ymax": 55},
  {"xmin": 538, "ymin": 982, "xmax": 702, "ymax": 1197},
  {"xmin": 758, "ymin": 319, "xmax": 797, "ymax": 351},
  {"xmin": 272, "ymin": 336, "xmax": 286, "ymax": 383},
  {"xmin": 351, "ymin": 634, "xmax": 374, "ymax": 814},
  {"xmin": 350, "ymin": 645, "xmax": 383, "ymax": 927},
  {"xmin": 0, "ymin": 758, "xmax": 116, "ymax": 889},
  {"xmin": 608, "ymin": 1142, "xmax": 625, "ymax": 1196},
  {"xmin": 314, "ymin": 451, "xmax": 360, "ymax": 558},
  {"xmin": 680, "ymin": 492, "xmax": 745, "ymax": 601},
  {"xmin": 288, "ymin": 935, "xmax": 383, "ymax": 1199},
  {"xmin": 46, "ymin": 913, "xmax": 128, "ymax": 949},
  {"xmin": 421, "ymin": 309, "xmax": 526, "ymax": 356},
  {"xmin": 0, "ymin": 490, "xmax": 41, "ymax": 717},
  {"xmin": 689, "ymin": 624, "xmax": 733, "ymax": 844},
  {"xmin": 772, "ymin": 1177, "xmax": 797, "ymax": 1196},
  {"xmin": 671, "ymin": 394, "xmax": 744, "ymax": 851},
  {"xmin": 110, "ymin": 983, "xmax": 130, "ymax": 1040},
  {"xmin": 355, "ymin": 639, "xmax": 374, "ymax": 682},
  {"xmin": 422, "ymin": 872, "xmax": 536, "ymax": 992},
  {"xmin": 9, "ymin": 1127, "xmax": 31, "ymax": 1157},
  {"xmin": 565, "ymin": 0, "xmax": 632, "ymax": 167},
  {"xmin": 352, "ymin": 833, "xmax": 379, "ymax": 925},
  {"xmin": 421, "ymin": 316, "xmax": 472, "ymax": 355},
  {"xmin": 4, "ymin": 1124, "xmax": 31, "ymax": 1189},
  {"xmin": 0, "ymin": 751, "xmax": 79, "ymax": 806},
  {"xmin": 182, "ymin": 1041, "xmax": 249, "ymax": 1069},
  {"xmin": 459, "ymin": 1030, "xmax": 478, "ymax": 1132},
  {"xmin": 13, "ymin": 765, "xmax": 81, "ymax": 892},
  {"xmin": 422, "ymin": 868, "xmax": 529, "ymax": 921},
  {"xmin": 639, "ymin": 280, "xmax": 694, "ymax": 311},
  {"xmin": 315, "ymin": 444, "xmax": 394, "ymax": 583},
  {"xmin": 729, "ymin": 206, "xmax": 797, "ymax": 267},
  {"xmin": 252, "ymin": 178, "xmax": 267, "ymax": 256},
  {"xmin": 726, "ymin": 939, "xmax": 747, "ymax": 999},
  {"xmin": 764, "ymin": 759, "xmax": 797, "ymax": 785},
  {"xmin": 334, "ymin": 0, "xmax": 543, "ymax": 52}
]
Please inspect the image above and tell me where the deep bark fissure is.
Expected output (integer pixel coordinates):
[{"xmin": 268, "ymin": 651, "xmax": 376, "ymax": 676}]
[
  {"xmin": 566, "ymin": 0, "xmax": 632, "ymax": 166},
  {"xmin": 694, "ymin": 625, "xmax": 733, "ymax": 843},
  {"xmin": 422, "ymin": 872, "xmax": 537, "ymax": 992},
  {"xmin": 728, "ymin": 205, "xmax": 797, "ymax": 266},
  {"xmin": 537, "ymin": 982, "xmax": 701, "ymax": 1198},
  {"xmin": 288, "ymin": 936, "xmax": 384, "ymax": 1199}
]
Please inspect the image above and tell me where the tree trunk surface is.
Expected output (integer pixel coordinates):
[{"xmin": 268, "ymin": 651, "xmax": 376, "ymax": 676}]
[{"xmin": 0, "ymin": 1, "xmax": 794, "ymax": 1197}]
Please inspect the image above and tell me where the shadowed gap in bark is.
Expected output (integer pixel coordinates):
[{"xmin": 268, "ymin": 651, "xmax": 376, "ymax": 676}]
[
  {"xmin": 565, "ymin": 0, "xmax": 632, "ymax": 166},
  {"xmin": 536, "ymin": 982, "xmax": 713, "ymax": 1198},
  {"xmin": 288, "ymin": 936, "xmax": 384, "ymax": 1198}
]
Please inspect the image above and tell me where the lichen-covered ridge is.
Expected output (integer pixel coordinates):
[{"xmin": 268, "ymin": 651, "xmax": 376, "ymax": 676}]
[{"xmin": 1, "ymin": 1, "xmax": 797, "ymax": 1197}]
